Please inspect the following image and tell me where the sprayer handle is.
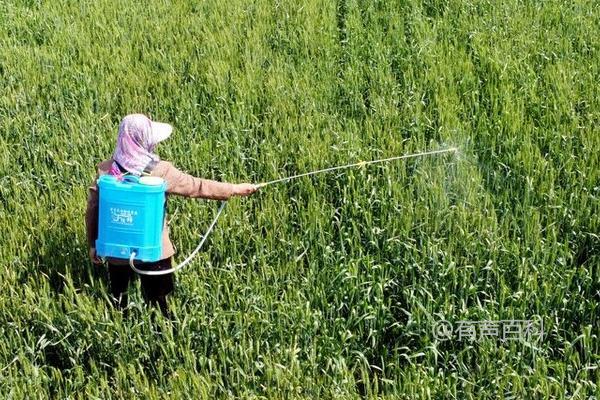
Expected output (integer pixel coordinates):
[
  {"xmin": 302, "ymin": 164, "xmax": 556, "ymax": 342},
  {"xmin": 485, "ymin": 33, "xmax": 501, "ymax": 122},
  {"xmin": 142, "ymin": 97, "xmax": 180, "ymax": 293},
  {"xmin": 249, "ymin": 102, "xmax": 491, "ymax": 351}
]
[{"xmin": 123, "ymin": 175, "xmax": 140, "ymax": 184}]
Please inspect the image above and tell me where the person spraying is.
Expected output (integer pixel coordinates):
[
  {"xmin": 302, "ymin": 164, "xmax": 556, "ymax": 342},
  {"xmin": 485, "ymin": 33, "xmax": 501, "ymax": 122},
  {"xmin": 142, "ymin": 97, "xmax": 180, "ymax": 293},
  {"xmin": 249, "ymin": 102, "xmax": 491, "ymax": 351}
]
[{"xmin": 85, "ymin": 114, "xmax": 258, "ymax": 318}]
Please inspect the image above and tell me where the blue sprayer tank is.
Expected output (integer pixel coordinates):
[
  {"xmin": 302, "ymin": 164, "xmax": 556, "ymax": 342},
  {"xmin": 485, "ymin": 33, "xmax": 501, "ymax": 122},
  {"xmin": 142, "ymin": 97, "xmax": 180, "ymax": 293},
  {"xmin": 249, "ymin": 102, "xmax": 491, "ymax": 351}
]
[{"xmin": 95, "ymin": 174, "xmax": 167, "ymax": 262}]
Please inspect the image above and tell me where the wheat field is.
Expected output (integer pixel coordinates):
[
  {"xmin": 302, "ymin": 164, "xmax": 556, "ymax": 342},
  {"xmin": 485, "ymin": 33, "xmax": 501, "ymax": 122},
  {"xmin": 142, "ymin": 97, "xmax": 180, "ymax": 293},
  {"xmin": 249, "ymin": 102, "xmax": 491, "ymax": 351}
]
[{"xmin": 0, "ymin": 0, "xmax": 598, "ymax": 398}]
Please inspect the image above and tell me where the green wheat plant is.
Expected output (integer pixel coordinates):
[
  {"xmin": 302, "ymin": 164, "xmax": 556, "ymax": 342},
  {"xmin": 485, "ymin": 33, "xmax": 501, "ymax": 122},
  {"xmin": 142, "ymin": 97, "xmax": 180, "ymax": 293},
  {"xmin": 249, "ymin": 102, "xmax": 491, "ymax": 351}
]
[{"xmin": 0, "ymin": 0, "xmax": 598, "ymax": 398}]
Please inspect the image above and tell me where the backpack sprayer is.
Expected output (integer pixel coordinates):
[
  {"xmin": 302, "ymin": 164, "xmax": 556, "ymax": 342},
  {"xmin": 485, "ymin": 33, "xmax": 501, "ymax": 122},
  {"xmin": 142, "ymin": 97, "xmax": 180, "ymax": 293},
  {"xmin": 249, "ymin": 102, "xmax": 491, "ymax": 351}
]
[
  {"xmin": 95, "ymin": 174, "xmax": 167, "ymax": 261},
  {"xmin": 96, "ymin": 147, "xmax": 457, "ymax": 276}
]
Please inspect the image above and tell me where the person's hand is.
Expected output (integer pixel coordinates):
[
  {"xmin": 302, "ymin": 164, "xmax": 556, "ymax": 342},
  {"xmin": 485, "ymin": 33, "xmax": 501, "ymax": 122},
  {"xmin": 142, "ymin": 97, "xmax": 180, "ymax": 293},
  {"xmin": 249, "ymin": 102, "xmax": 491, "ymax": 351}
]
[
  {"xmin": 234, "ymin": 183, "xmax": 259, "ymax": 197},
  {"xmin": 89, "ymin": 247, "xmax": 103, "ymax": 265}
]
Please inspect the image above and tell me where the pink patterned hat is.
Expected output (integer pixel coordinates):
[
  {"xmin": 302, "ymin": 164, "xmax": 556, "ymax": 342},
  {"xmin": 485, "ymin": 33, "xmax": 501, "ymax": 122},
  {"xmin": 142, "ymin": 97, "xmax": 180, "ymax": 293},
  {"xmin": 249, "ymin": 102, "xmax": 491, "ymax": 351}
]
[{"xmin": 110, "ymin": 114, "xmax": 173, "ymax": 177}]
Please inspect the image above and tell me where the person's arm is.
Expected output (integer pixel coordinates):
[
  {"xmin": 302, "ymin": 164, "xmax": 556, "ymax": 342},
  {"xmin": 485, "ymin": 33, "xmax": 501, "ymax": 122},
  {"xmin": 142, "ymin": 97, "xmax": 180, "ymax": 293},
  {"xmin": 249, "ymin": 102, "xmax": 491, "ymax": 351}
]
[
  {"xmin": 158, "ymin": 161, "xmax": 257, "ymax": 200},
  {"xmin": 85, "ymin": 180, "xmax": 102, "ymax": 264}
]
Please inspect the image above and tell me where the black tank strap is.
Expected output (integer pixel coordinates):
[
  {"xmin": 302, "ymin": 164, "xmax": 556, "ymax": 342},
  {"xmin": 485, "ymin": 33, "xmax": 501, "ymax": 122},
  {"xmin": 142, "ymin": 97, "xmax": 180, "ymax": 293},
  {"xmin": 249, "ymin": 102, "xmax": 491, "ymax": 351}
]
[
  {"xmin": 113, "ymin": 160, "xmax": 127, "ymax": 174},
  {"xmin": 142, "ymin": 159, "xmax": 158, "ymax": 175},
  {"xmin": 113, "ymin": 159, "xmax": 157, "ymax": 176}
]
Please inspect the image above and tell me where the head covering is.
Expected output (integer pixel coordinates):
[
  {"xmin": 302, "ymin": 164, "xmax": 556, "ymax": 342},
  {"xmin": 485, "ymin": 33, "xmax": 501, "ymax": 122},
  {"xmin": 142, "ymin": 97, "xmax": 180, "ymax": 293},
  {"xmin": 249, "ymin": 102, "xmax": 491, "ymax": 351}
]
[{"xmin": 110, "ymin": 114, "xmax": 173, "ymax": 177}]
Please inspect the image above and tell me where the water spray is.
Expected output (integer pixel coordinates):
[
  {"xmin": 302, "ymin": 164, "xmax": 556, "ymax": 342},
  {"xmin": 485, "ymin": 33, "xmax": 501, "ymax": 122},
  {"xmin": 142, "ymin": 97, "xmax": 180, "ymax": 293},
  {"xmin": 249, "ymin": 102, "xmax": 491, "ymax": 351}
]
[{"xmin": 130, "ymin": 146, "xmax": 458, "ymax": 275}]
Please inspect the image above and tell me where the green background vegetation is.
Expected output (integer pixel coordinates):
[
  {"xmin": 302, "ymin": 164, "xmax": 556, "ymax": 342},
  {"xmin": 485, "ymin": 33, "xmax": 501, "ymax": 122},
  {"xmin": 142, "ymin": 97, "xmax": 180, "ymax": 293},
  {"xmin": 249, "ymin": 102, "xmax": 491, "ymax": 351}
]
[{"xmin": 0, "ymin": 0, "xmax": 598, "ymax": 398}]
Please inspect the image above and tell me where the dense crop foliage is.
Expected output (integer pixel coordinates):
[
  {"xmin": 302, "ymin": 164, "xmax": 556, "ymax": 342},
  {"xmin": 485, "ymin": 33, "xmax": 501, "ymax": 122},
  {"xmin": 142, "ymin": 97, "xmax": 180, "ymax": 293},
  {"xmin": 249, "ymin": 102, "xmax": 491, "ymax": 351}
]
[{"xmin": 1, "ymin": 0, "xmax": 598, "ymax": 397}]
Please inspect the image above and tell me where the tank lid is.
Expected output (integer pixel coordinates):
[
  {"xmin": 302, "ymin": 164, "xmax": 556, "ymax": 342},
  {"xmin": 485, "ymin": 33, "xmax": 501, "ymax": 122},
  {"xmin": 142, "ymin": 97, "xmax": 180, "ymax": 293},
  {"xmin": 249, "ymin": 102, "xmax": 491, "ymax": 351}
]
[{"xmin": 139, "ymin": 176, "xmax": 165, "ymax": 186}]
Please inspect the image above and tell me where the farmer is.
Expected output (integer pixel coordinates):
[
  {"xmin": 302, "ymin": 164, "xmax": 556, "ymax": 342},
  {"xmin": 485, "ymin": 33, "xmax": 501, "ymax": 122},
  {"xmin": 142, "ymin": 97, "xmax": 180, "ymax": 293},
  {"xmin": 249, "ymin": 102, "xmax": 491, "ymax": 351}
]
[{"xmin": 85, "ymin": 114, "xmax": 258, "ymax": 318}]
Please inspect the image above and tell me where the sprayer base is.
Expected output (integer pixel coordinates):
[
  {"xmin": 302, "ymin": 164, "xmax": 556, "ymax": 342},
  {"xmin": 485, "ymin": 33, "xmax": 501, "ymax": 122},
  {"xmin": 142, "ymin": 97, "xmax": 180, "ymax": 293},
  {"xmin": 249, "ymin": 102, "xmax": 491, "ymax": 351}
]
[{"xmin": 96, "ymin": 242, "xmax": 162, "ymax": 263}]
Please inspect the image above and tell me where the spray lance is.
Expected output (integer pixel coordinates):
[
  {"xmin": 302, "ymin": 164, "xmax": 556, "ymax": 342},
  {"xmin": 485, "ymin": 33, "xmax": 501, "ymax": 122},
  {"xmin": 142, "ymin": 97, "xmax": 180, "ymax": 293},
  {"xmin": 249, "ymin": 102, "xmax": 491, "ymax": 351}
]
[{"xmin": 95, "ymin": 147, "xmax": 457, "ymax": 275}]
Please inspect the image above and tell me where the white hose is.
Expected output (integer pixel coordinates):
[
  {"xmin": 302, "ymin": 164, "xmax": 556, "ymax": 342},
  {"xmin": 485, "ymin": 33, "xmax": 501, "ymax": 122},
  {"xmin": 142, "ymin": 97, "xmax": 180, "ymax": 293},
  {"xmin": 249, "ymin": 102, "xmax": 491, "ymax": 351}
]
[
  {"xmin": 127, "ymin": 147, "xmax": 456, "ymax": 276},
  {"xmin": 129, "ymin": 200, "xmax": 227, "ymax": 276},
  {"xmin": 257, "ymin": 147, "xmax": 457, "ymax": 187}
]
